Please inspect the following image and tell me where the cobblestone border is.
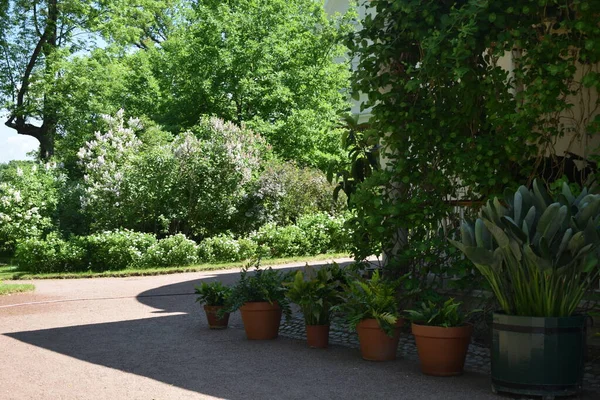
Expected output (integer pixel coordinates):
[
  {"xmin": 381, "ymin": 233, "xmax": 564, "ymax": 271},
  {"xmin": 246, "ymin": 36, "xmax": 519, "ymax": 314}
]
[{"xmin": 279, "ymin": 315, "xmax": 600, "ymax": 391}]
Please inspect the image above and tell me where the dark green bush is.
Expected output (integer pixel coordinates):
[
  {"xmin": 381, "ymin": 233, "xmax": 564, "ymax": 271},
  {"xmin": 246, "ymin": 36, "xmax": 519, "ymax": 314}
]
[{"xmin": 14, "ymin": 233, "xmax": 86, "ymax": 273}]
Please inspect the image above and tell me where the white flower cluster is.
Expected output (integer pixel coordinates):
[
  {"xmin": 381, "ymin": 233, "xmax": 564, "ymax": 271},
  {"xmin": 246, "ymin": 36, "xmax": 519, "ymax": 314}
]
[{"xmin": 78, "ymin": 109, "xmax": 142, "ymax": 209}]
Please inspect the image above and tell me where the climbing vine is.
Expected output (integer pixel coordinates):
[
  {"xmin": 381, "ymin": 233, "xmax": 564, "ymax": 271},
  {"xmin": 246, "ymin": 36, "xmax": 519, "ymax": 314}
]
[{"xmin": 346, "ymin": 0, "xmax": 600, "ymax": 283}]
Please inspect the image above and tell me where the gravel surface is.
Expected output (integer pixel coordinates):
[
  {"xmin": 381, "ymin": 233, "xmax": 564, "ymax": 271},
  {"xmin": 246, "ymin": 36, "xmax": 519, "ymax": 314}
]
[{"xmin": 1, "ymin": 260, "xmax": 598, "ymax": 400}]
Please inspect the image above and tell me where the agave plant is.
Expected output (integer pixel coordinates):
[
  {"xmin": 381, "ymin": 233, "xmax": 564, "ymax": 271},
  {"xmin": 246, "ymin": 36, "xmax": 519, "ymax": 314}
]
[{"xmin": 450, "ymin": 180, "xmax": 600, "ymax": 317}]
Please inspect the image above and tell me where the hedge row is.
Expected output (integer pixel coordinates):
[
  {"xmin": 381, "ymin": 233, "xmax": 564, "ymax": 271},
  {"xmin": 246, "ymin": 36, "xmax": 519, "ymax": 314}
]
[{"xmin": 14, "ymin": 213, "xmax": 350, "ymax": 273}]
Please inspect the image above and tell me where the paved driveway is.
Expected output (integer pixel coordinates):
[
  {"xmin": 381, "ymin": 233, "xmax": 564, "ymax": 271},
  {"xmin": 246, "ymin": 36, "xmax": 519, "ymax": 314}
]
[{"xmin": 0, "ymin": 260, "xmax": 584, "ymax": 400}]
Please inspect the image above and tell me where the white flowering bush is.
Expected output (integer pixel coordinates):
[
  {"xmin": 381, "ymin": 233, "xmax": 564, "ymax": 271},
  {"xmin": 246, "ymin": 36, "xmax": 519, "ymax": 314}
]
[
  {"xmin": 82, "ymin": 230, "xmax": 157, "ymax": 271},
  {"xmin": 172, "ymin": 117, "xmax": 267, "ymax": 237},
  {"xmin": 250, "ymin": 223, "xmax": 310, "ymax": 258},
  {"xmin": 76, "ymin": 111, "xmax": 267, "ymax": 237},
  {"xmin": 14, "ymin": 233, "xmax": 86, "ymax": 273},
  {"xmin": 137, "ymin": 234, "xmax": 200, "ymax": 268},
  {"xmin": 77, "ymin": 109, "xmax": 143, "ymax": 231},
  {"xmin": 198, "ymin": 233, "xmax": 258, "ymax": 263},
  {"xmin": 296, "ymin": 212, "xmax": 351, "ymax": 254},
  {"xmin": 238, "ymin": 160, "xmax": 347, "ymax": 233},
  {"xmin": 0, "ymin": 162, "xmax": 61, "ymax": 254}
]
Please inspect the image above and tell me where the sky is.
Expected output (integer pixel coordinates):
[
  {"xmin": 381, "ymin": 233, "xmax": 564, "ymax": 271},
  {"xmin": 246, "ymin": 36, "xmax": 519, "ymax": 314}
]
[{"xmin": 0, "ymin": 118, "xmax": 39, "ymax": 163}]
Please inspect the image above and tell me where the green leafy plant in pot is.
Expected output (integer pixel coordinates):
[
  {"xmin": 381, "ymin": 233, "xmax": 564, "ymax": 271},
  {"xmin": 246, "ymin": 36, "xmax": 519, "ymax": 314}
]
[
  {"xmin": 285, "ymin": 263, "xmax": 346, "ymax": 348},
  {"xmin": 451, "ymin": 180, "xmax": 600, "ymax": 398},
  {"xmin": 195, "ymin": 281, "xmax": 232, "ymax": 329},
  {"xmin": 337, "ymin": 270, "xmax": 403, "ymax": 361},
  {"xmin": 405, "ymin": 298, "xmax": 477, "ymax": 376},
  {"xmin": 225, "ymin": 263, "xmax": 290, "ymax": 340}
]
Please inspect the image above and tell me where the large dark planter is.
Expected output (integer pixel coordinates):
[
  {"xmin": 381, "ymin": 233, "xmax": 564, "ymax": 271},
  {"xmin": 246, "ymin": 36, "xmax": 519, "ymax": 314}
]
[{"xmin": 491, "ymin": 313, "xmax": 587, "ymax": 398}]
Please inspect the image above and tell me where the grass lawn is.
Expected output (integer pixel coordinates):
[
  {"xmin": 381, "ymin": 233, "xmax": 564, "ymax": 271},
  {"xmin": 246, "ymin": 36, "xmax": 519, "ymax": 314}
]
[
  {"xmin": 0, "ymin": 281, "xmax": 35, "ymax": 295},
  {"xmin": 0, "ymin": 253, "xmax": 351, "ymax": 280}
]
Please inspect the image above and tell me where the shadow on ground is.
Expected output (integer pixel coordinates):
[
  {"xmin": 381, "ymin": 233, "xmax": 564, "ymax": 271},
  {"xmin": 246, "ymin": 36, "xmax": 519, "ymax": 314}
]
[{"xmin": 2, "ymin": 263, "xmax": 525, "ymax": 399}]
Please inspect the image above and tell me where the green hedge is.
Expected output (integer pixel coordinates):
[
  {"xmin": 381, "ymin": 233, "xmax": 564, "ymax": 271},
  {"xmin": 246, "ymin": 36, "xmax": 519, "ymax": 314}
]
[{"xmin": 14, "ymin": 213, "xmax": 351, "ymax": 273}]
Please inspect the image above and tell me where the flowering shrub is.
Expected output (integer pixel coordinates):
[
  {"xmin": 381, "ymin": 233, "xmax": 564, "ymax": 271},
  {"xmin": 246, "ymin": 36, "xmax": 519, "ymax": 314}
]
[
  {"xmin": 137, "ymin": 234, "xmax": 199, "ymax": 268},
  {"xmin": 81, "ymin": 230, "xmax": 157, "ymax": 271},
  {"xmin": 251, "ymin": 223, "xmax": 310, "ymax": 258},
  {"xmin": 0, "ymin": 162, "xmax": 61, "ymax": 254},
  {"xmin": 76, "ymin": 112, "xmax": 267, "ymax": 238},
  {"xmin": 238, "ymin": 160, "xmax": 346, "ymax": 233},
  {"xmin": 14, "ymin": 233, "xmax": 86, "ymax": 273},
  {"xmin": 296, "ymin": 212, "xmax": 350, "ymax": 254},
  {"xmin": 77, "ymin": 109, "xmax": 143, "ymax": 231},
  {"xmin": 198, "ymin": 233, "xmax": 250, "ymax": 263}
]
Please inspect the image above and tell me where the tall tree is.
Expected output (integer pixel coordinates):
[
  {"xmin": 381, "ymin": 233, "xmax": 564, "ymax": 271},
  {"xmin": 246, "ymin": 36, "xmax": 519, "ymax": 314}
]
[
  {"xmin": 152, "ymin": 0, "xmax": 353, "ymax": 167},
  {"xmin": 0, "ymin": 0, "xmax": 174, "ymax": 159}
]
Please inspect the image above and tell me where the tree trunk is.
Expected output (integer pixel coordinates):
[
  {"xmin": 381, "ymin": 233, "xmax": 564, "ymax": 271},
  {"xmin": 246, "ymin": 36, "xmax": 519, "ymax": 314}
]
[{"xmin": 4, "ymin": 0, "xmax": 58, "ymax": 161}]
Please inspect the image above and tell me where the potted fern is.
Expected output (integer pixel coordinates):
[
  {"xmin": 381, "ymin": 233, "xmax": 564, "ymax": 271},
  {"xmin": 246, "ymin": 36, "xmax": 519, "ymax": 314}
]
[
  {"xmin": 224, "ymin": 264, "xmax": 289, "ymax": 340},
  {"xmin": 285, "ymin": 264, "xmax": 346, "ymax": 348},
  {"xmin": 195, "ymin": 281, "xmax": 232, "ymax": 329},
  {"xmin": 406, "ymin": 298, "xmax": 475, "ymax": 376},
  {"xmin": 338, "ymin": 270, "xmax": 403, "ymax": 361},
  {"xmin": 451, "ymin": 181, "xmax": 600, "ymax": 398}
]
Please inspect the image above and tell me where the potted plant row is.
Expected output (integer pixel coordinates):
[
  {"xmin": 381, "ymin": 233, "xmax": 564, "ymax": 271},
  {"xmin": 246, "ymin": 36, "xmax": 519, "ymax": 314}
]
[{"xmin": 451, "ymin": 180, "xmax": 600, "ymax": 398}]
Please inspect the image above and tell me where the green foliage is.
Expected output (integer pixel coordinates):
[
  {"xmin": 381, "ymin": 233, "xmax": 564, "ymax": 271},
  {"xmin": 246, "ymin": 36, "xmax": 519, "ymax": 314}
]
[
  {"xmin": 451, "ymin": 181, "xmax": 600, "ymax": 317},
  {"xmin": 337, "ymin": 270, "xmax": 400, "ymax": 336},
  {"xmin": 0, "ymin": 282, "xmax": 35, "ymax": 295},
  {"xmin": 78, "ymin": 113, "xmax": 266, "ymax": 238},
  {"xmin": 284, "ymin": 264, "xmax": 346, "ymax": 325},
  {"xmin": 198, "ymin": 233, "xmax": 256, "ymax": 263},
  {"xmin": 0, "ymin": 0, "xmax": 176, "ymax": 158},
  {"xmin": 14, "ymin": 233, "xmax": 86, "ymax": 273},
  {"xmin": 82, "ymin": 230, "xmax": 157, "ymax": 272},
  {"xmin": 224, "ymin": 263, "xmax": 290, "ymax": 316},
  {"xmin": 346, "ymin": 0, "xmax": 600, "ymax": 293},
  {"xmin": 240, "ymin": 160, "xmax": 347, "ymax": 231},
  {"xmin": 0, "ymin": 161, "xmax": 61, "ymax": 254},
  {"xmin": 194, "ymin": 281, "xmax": 232, "ymax": 306},
  {"xmin": 138, "ymin": 234, "xmax": 199, "ymax": 268},
  {"xmin": 152, "ymin": 0, "xmax": 353, "ymax": 167},
  {"xmin": 405, "ymin": 298, "xmax": 475, "ymax": 328}
]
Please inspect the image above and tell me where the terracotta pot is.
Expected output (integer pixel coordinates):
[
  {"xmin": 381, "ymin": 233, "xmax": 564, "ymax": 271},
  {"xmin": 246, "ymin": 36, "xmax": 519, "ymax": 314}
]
[
  {"xmin": 356, "ymin": 318, "xmax": 404, "ymax": 361},
  {"xmin": 240, "ymin": 301, "xmax": 282, "ymax": 340},
  {"xmin": 412, "ymin": 323, "xmax": 473, "ymax": 376},
  {"xmin": 305, "ymin": 325, "xmax": 330, "ymax": 348},
  {"xmin": 203, "ymin": 305, "xmax": 230, "ymax": 329}
]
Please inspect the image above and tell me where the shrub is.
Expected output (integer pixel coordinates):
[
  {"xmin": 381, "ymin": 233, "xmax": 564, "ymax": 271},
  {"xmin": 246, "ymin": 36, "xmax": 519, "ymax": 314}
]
[
  {"xmin": 251, "ymin": 223, "xmax": 310, "ymax": 258},
  {"xmin": 82, "ymin": 230, "xmax": 157, "ymax": 271},
  {"xmin": 0, "ymin": 161, "xmax": 61, "ymax": 254},
  {"xmin": 198, "ymin": 233, "xmax": 249, "ymax": 263},
  {"xmin": 296, "ymin": 212, "xmax": 350, "ymax": 254},
  {"xmin": 14, "ymin": 233, "xmax": 86, "ymax": 273},
  {"xmin": 138, "ymin": 234, "xmax": 199, "ymax": 268},
  {"xmin": 239, "ymin": 160, "xmax": 347, "ymax": 233}
]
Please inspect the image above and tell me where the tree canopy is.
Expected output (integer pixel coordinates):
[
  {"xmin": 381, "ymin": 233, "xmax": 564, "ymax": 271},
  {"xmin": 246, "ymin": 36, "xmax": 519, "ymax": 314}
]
[{"xmin": 1, "ymin": 0, "xmax": 353, "ymax": 168}]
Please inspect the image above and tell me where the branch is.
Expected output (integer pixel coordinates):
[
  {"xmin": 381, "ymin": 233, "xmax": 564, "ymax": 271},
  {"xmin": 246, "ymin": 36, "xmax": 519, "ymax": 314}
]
[{"xmin": 33, "ymin": 0, "xmax": 42, "ymax": 38}]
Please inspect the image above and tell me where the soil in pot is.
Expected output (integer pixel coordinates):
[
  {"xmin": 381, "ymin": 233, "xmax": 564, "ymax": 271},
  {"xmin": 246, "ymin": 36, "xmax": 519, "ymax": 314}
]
[
  {"xmin": 305, "ymin": 325, "xmax": 329, "ymax": 348},
  {"xmin": 412, "ymin": 323, "xmax": 473, "ymax": 376},
  {"xmin": 356, "ymin": 318, "xmax": 404, "ymax": 361},
  {"xmin": 203, "ymin": 305, "xmax": 230, "ymax": 329},
  {"xmin": 240, "ymin": 301, "xmax": 282, "ymax": 340}
]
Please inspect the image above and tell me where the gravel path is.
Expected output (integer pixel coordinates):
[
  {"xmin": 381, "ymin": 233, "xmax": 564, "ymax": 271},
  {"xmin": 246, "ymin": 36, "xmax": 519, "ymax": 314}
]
[{"xmin": 0, "ymin": 259, "xmax": 598, "ymax": 399}]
